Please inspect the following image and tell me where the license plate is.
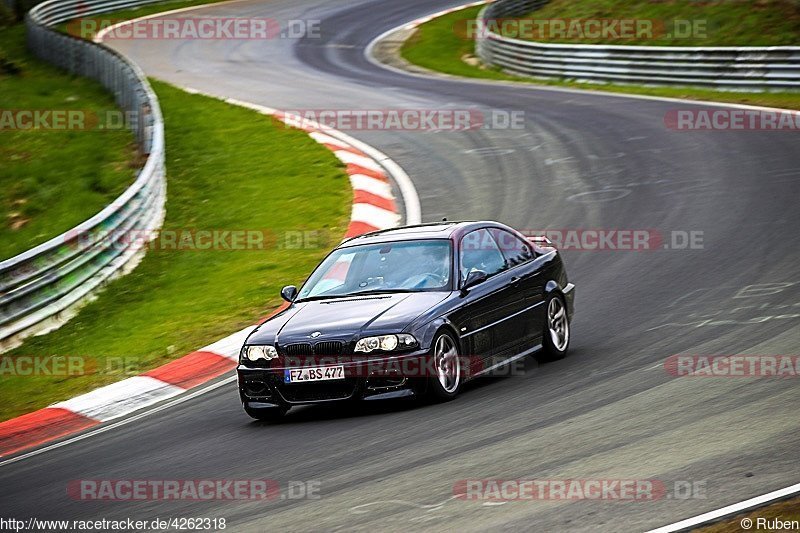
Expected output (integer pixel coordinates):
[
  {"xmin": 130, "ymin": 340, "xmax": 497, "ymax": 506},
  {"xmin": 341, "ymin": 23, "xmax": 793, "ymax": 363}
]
[{"xmin": 284, "ymin": 365, "xmax": 345, "ymax": 383}]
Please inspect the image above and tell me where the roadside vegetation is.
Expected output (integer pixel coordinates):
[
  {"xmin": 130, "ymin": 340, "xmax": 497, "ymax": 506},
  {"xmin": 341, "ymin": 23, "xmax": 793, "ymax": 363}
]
[
  {"xmin": 0, "ymin": 22, "xmax": 136, "ymax": 260},
  {"xmin": 0, "ymin": 80, "xmax": 351, "ymax": 421},
  {"xmin": 400, "ymin": 4, "xmax": 800, "ymax": 111},
  {"xmin": 513, "ymin": 0, "xmax": 800, "ymax": 46}
]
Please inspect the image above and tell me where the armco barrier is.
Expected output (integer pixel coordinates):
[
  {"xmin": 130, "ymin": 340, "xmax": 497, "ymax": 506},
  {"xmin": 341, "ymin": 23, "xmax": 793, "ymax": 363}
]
[
  {"xmin": 476, "ymin": 0, "xmax": 800, "ymax": 91},
  {"xmin": 0, "ymin": 0, "xmax": 167, "ymax": 351}
]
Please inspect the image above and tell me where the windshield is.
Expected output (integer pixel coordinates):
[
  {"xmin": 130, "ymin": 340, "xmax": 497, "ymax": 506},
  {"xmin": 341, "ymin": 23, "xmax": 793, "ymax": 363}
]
[{"xmin": 297, "ymin": 239, "xmax": 453, "ymax": 300}]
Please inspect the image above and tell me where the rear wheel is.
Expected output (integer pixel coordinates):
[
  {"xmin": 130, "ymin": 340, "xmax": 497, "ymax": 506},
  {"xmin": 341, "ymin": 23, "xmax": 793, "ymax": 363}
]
[
  {"xmin": 537, "ymin": 294, "xmax": 570, "ymax": 362},
  {"xmin": 244, "ymin": 404, "xmax": 288, "ymax": 422},
  {"xmin": 427, "ymin": 331, "xmax": 462, "ymax": 401}
]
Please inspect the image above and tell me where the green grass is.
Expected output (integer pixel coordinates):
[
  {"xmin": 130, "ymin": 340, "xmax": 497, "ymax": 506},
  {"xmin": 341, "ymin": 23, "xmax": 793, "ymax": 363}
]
[
  {"xmin": 512, "ymin": 0, "xmax": 800, "ymax": 46},
  {"xmin": 0, "ymin": 80, "xmax": 351, "ymax": 421},
  {"xmin": 400, "ymin": 4, "xmax": 800, "ymax": 111},
  {"xmin": 0, "ymin": 23, "xmax": 137, "ymax": 260}
]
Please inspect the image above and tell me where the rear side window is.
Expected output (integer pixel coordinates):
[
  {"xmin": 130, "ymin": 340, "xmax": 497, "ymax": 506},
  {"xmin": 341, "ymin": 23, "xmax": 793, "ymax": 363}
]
[
  {"xmin": 460, "ymin": 229, "xmax": 507, "ymax": 280},
  {"xmin": 489, "ymin": 229, "xmax": 534, "ymax": 267}
]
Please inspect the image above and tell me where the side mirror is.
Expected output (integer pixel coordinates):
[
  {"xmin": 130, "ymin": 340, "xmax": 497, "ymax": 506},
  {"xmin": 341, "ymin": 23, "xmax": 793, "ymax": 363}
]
[
  {"xmin": 462, "ymin": 270, "xmax": 488, "ymax": 291},
  {"xmin": 280, "ymin": 285, "xmax": 298, "ymax": 303}
]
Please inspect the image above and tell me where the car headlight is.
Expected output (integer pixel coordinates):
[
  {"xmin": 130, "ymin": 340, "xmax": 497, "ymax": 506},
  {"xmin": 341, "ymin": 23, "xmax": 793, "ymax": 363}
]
[
  {"xmin": 355, "ymin": 334, "xmax": 417, "ymax": 353},
  {"xmin": 242, "ymin": 345, "xmax": 279, "ymax": 362}
]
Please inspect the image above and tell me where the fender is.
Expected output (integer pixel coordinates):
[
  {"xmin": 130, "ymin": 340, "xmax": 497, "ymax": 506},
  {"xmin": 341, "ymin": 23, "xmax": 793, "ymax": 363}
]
[
  {"xmin": 410, "ymin": 316, "xmax": 462, "ymax": 352},
  {"xmin": 545, "ymin": 279, "xmax": 576, "ymax": 321}
]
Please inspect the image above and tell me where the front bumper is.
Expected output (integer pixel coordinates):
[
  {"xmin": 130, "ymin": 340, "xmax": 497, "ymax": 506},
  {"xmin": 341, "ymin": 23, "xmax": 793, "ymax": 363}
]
[{"xmin": 237, "ymin": 349, "xmax": 430, "ymax": 407}]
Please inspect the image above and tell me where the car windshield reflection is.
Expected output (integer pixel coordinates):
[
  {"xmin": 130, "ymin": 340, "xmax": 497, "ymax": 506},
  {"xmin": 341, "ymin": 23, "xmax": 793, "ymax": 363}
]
[{"xmin": 297, "ymin": 239, "xmax": 453, "ymax": 301}]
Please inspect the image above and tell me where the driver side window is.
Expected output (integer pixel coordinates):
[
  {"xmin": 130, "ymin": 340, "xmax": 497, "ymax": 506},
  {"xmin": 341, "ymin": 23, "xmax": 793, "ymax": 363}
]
[
  {"xmin": 460, "ymin": 229, "xmax": 506, "ymax": 282},
  {"xmin": 490, "ymin": 228, "xmax": 534, "ymax": 267}
]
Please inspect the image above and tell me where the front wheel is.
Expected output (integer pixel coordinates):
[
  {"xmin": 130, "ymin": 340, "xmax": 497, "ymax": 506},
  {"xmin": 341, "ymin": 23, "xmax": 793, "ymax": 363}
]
[
  {"xmin": 427, "ymin": 331, "xmax": 462, "ymax": 401},
  {"xmin": 244, "ymin": 404, "xmax": 288, "ymax": 423},
  {"xmin": 537, "ymin": 294, "xmax": 570, "ymax": 362}
]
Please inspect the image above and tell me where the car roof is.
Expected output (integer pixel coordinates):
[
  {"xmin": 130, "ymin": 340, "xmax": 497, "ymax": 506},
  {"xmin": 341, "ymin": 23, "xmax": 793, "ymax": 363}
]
[{"xmin": 338, "ymin": 221, "xmax": 510, "ymax": 248}]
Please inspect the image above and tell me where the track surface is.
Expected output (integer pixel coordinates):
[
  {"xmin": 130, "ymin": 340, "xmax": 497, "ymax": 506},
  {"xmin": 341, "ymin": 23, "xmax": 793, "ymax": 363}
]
[{"xmin": 2, "ymin": 1, "xmax": 799, "ymax": 530}]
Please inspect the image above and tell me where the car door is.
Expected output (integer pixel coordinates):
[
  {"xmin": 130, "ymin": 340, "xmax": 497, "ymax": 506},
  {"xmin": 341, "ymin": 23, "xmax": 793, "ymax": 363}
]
[
  {"xmin": 449, "ymin": 228, "xmax": 528, "ymax": 373},
  {"xmin": 489, "ymin": 228, "xmax": 546, "ymax": 347}
]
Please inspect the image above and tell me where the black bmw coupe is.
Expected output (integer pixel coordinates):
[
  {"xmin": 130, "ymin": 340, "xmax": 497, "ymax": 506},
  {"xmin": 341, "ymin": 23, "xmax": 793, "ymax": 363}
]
[{"xmin": 237, "ymin": 221, "xmax": 575, "ymax": 421}]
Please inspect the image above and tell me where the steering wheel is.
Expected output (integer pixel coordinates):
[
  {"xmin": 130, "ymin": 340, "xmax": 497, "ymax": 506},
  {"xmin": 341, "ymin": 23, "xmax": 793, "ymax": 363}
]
[{"xmin": 403, "ymin": 272, "xmax": 446, "ymax": 288}]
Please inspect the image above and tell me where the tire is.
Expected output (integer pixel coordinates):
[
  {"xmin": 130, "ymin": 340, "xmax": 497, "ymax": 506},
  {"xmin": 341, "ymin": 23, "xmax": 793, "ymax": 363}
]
[
  {"xmin": 537, "ymin": 294, "xmax": 570, "ymax": 362},
  {"xmin": 427, "ymin": 331, "xmax": 462, "ymax": 401},
  {"xmin": 244, "ymin": 404, "xmax": 288, "ymax": 422}
]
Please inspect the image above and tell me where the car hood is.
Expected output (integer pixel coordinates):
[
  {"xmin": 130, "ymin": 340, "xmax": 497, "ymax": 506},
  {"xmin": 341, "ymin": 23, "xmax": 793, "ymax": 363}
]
[{"xmin": 247, "ymin": 292, "xmax": 449, "ymax": 345}]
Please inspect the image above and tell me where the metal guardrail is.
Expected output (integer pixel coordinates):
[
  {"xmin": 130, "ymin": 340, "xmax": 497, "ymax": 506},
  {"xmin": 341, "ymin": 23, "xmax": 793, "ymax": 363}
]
[
  {"xmin": 0, "ymin": 0, "xmax": 166, "ymax": 350},
  {"xmin": 476, "ymin": 0, "xmax": 800, "ymax": 91}
]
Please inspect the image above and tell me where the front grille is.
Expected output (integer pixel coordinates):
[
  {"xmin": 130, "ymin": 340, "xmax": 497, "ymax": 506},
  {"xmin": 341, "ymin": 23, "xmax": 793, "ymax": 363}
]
[
  {"xmin": 313, "ymin": 341, "xmax": 343, "ymax": 356},
  {"xmin": 282, "ymin": 341, "xmax": 344, "ymax": 357},
  {"xmin": 284, "ymin": 343, "xmax": 313, "ymax": 357},
  {"xmin": 261, "ymin": 368, "xmax": 357, "ymax": 403}
]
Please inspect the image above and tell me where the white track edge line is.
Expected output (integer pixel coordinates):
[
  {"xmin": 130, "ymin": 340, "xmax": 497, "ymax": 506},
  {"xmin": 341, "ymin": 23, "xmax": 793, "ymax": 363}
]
[
  {"xmin": 93, "ymin": 0, "xmax": 256, "ymax": 43},
  {"xmin": 0, "ymin": 376, "xmax": 236, "ymax": 467},
  {"xmin": 646, "ymin": 482, "xmax": 800, "ymax": 532}
]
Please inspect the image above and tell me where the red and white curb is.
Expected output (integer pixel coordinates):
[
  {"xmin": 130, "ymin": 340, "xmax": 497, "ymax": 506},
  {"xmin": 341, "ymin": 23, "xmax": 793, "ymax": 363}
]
[
  {"xmin": 0, "ymin": 88, "xmax": 417, "ymax": 459},
  {"xmin": 293, "ymin": 125, "xmax": 401, "ymax": 237}
]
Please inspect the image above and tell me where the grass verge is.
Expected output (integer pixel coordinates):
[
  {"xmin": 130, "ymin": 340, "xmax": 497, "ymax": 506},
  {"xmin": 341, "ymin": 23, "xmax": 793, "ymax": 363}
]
[
  {"xmin": 0, "ymin": 80, "xmax": 351, "ymax": 421},
  {"xmin": 0, "ymin": 23, "xmax": 137, "ymax": 260},
  {"xmin": 400, "ymin": 5, "xmax": 800, "ymax": 111},
  {"xmin": 697, "ymin": 495, "xmax": 800, "ymax": 532},
  {"xmin": 511, "ymin": 0, "xmax": 800, "ymax": 46}
]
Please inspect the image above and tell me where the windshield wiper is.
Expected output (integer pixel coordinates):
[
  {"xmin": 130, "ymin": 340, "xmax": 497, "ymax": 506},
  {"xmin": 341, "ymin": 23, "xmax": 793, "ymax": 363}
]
[
  {"xmin": 348, "ymin": 289, "xmax": 415, "ymax": 296},
  {"xmin": 294, "ymin": 293, "xmax": 364, "ymax": 303},
  {"xmin": 295, "ymin": 289, "xmax": 414, "ymax": 303}
]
